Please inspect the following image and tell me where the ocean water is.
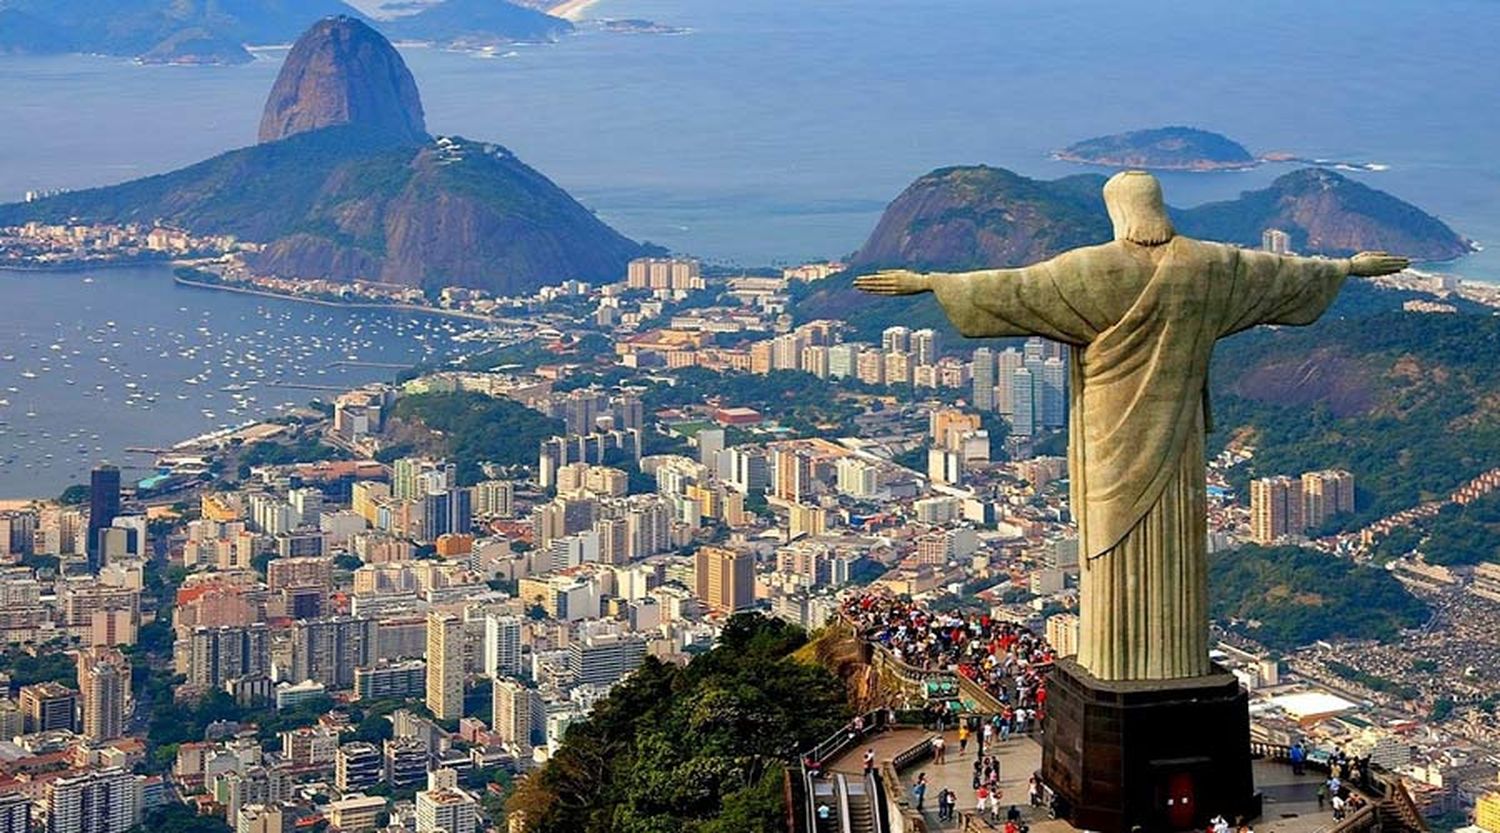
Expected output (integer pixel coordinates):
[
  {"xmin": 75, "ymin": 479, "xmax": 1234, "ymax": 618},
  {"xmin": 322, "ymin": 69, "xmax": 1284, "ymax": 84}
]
[
  {"xmin": 0, "ymin": 0, "xmax": 1497, "ymax": 493},
  {"xmin": 0, "ymin": 267, "xmax": 482, "ymax": 496},
  {"xmin": 3, "ymin": 0, "xmax": 1497, "ymax": 270}
]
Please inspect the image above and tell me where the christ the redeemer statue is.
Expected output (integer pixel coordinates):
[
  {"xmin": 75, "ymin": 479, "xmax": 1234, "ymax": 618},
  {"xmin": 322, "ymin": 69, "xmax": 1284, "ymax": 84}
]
[{"xmin": 857, "ymin": 171, "xmax": 1407, "ymax": 682}]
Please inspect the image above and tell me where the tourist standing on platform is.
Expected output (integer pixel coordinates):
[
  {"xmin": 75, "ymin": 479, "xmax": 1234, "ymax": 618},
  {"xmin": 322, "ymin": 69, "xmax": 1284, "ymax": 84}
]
[
  {"xmin": 914, "ymin": 773, "xmax": 929, "ymax": 811},
  {"xmin": 864, "ymin": 747, "xmax": 876, "ymax": 773},
  {"xmin": 958, "ymin": 722, "xmax": 970, "ymax": 756},
  {"xmin": 1290, "ymin": 741, "xmax": 1306, "ymax": 775},
  {"xmin": 933, "ymin": 734, "xmax": 946, "ymax": 764}
]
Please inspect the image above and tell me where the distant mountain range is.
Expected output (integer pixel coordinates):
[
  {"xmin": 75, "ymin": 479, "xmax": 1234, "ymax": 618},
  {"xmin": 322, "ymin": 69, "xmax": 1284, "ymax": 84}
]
[
  {"xmin": 0, "ymin": 0, "xmax": 571, "ymax": 64},
  {"xmin": 848, "ymin": 164, "xmax": 1473, "ymax": 272},
  {"xmin": 0, "ymin": 16, "xmax": 648, "ymax": 295},
  {"xmin": 799, "ymin": 164, "xmax": 1473, "ymax": 341}
]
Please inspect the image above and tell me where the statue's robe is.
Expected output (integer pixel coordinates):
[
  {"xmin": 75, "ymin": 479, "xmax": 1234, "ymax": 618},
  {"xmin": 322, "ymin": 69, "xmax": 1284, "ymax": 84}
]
[{"xmin": 932, "ymin": 237, "xmax": 1349, "ymax": 680}]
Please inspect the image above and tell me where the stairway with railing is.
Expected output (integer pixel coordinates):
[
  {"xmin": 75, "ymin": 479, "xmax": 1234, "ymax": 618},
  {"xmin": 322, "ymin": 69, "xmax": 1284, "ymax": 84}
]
[{"xmin": 795, "ymin": 709, "xmax": 895, "ymax": 833}]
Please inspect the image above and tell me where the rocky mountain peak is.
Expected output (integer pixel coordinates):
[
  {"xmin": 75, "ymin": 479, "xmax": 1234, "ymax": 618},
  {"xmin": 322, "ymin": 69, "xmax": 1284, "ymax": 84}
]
[{"xmin": 258, "ymin": 15, "xmax": 427, "ymax": 144}]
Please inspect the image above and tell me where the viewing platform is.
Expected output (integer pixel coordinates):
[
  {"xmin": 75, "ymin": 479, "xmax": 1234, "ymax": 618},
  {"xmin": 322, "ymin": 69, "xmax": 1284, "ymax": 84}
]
[
  {"xmin": 792, "ymin": 609, "xmax": 1426, "ymax": 833},
  {"xmin": 816, "ymin": 726, "xmax": 1370, "ymax": 833}
]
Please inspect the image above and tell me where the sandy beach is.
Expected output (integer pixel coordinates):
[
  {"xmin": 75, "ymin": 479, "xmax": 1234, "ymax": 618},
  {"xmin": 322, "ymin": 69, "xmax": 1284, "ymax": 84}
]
[{"xmin": 548, "ymin": 0, "xmax": 604, "ymax": 22}]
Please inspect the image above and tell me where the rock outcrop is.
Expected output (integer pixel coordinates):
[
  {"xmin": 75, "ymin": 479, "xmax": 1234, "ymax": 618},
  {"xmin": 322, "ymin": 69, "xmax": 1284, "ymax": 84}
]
[
  {"xmin": 849, "ymin": 166, "xmax": 1111, "ymax": 272},
  {"xmin": 258, "ymin": 16, "xmax": 427, "ymax": 144}
]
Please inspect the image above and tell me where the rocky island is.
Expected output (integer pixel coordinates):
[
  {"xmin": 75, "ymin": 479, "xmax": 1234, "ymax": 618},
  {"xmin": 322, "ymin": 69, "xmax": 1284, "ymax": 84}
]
[
  {"xmin": 134, "ymin": 29, "xmax": 254, "ymax": 66},
  {"xmin": 1056, "ymin": 126, "xmax": 1259, "ymax": 171},
  {"xmin": 0, "ymin": 16, "xmax": 649, "ymax": 295}
]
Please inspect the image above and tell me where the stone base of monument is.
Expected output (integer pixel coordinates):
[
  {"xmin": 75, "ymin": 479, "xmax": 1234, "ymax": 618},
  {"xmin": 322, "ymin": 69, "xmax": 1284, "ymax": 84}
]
[{"xmin": 1041, "ymin": 658, "xmax": 1260, "ymax": 833}]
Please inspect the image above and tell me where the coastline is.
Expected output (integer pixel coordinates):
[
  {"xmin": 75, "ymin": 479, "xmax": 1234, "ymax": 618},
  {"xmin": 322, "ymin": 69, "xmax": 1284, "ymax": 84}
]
[
  {"xmin": 172, "ymin": 274, "xmax": 499, "ymax": 324},
  {"xmin": 0, "ymin": 258, "xmax": 173, "ymax": 274}
]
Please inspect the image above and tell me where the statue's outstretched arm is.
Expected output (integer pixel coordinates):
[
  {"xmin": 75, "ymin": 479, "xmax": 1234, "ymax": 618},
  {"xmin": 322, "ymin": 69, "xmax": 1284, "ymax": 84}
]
[
  {"xmin": 1220, "ymin": 249, "xmax": 1405, "ymax": 336},
  {"xmin": 855, "ymin": 251, "xmax": 1101, "ymax": 344}
]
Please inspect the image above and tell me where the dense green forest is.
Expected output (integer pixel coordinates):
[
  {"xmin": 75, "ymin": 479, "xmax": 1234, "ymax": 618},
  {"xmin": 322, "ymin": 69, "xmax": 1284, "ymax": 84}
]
[
  {"xmin": 1211, "ymin": 308, "xmax": 1500, "ymax": 527},
  {"xmin": 1209, "ymin": 545, "xmax": 1429, "ymax": 650},
  {"xmin": 506, "ymin": 614, "xmax": 848, "ymax": 833},
  {"xmin": 389, "ymin": 391, "xmax": 564, "ymax": 485}
]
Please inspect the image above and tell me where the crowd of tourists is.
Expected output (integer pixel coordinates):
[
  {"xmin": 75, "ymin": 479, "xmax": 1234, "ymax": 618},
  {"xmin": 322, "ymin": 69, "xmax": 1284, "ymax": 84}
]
[{"xmin": 841, "ymin": 592, "xmax": 1055, "ymax": 716}]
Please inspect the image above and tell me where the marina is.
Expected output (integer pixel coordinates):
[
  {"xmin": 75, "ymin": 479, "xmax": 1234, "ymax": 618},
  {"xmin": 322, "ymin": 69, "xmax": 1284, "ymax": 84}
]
[{"xmin": 0, "ymin": 264, "xmax": 490, "ymax": 496}]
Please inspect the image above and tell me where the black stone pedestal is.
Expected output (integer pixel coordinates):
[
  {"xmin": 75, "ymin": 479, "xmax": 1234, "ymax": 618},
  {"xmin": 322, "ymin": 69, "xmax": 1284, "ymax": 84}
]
[{"xmin": 1041, "ymin": 658, "xmax": 1260, "ymax": 833}]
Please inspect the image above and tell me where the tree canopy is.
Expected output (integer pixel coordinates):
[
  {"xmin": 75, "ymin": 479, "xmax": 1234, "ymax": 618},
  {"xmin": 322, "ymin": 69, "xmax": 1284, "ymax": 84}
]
[
  {"xmin": 391, "ymin": 391, "xmax": 564, "ymax": 485},
  {"xmin": 1209, "ymin": 545, "xmax": 1429, "ymax": 650},
  {"xmin": 506, "ymin": 614, "xmax": 849, "ymax": 833}
]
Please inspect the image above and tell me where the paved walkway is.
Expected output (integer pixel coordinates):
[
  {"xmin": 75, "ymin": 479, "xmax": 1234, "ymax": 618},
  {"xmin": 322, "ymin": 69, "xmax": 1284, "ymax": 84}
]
[
  {"xmin": 827, "ymin": 728, "xmax": 1350, "ymax": 833},
  {"xmin": 827, "ymin": 727, "xmax": 1055, "ymax": 831}
]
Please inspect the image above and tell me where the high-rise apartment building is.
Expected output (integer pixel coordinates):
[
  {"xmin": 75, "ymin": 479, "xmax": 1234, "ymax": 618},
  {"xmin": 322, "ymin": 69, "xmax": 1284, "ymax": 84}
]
[
  {"xmin": 881, "ymin": 326, "xmax": 910, "ymax": 354},
  {"xmin": 1041, "ymin": 356, "xmax": 1067, "ymax": 429},
  {"xmin": 491, "ymin": 677, "xmax": 539, "ymax": 754},
  {"xmin": 1250, "ymin": 475, "xmax": 1305, "ymax": 544},
  {"xmin": 911, "ymin": 328, "xmax": 939, "ymax": 366},
  {"xmin": 694, "ymin": 546, "xmax": 754, "ymax": 613},
  {"xmin": 971, "ymin": 348, "xmax": 995, "ymax": 412},
  {"xmin": 772, "ymin": 448, "xmax": 811, "ymax": 502},
  {"xmin": 183, "ymin": 624, "xmax": 271, "ymax": 689},
  {"xmin": 568, "ymin": 633, "xmax": 647, "ymax": 687},
  {"xmin": 425, "ymin": 612, "xmax": 463, "ymax": 721},
  {"xmin": 1046, "ymin": 613, "xmax": 1080, "ymax": 659},
  {"xmin": 995, "ymin": 348, "xmax": 1023, "ymax": 415},
  {"xmin": 0, "ymin": 794, "xmax": 30, "ymax": 833},
  {"xmin": 290, "ymin": 617, "xmax": 376, "ymax": 690},
  {"xmin": 472, "ymin": 480, "xmax": 514, "ymax": 518},
  {"xmin": 44, "ymin": 767, "xmax": 141, "ymax": 833},
  {"xmin": 482, "ymin": 614, "xmax": 522, "ymax": 679},
  {"xmin": 77, "ymin": 647, "xmax": 130, "ymax": 741},
  {"xmin": 1301, "ymin": 469, "xmax": 1356, "ymax": 528},
  {"xmin": 1010, "ymin": 367, "xmax": 1037, "ymax": 437}
]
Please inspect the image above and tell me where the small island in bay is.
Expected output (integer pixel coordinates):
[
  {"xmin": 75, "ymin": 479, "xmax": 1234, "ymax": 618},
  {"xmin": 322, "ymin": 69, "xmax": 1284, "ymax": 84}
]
[
  {"xmin": 1055, "ymin": 126, "xmax": 1259, "ymax": 171},
  {"xmin": 1056, "ymin": 126, "xmax": 1390, "ymax": 174},
  {"xmin": 135, "ymin": 29, "xmax": 254, "ymax": 66}
]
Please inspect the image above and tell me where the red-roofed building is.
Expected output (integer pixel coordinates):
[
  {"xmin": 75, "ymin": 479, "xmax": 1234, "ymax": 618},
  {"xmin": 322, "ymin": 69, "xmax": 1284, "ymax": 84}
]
[{"xmin": 713, "ymin": 407, "xmax": 762, "ymax": 426}]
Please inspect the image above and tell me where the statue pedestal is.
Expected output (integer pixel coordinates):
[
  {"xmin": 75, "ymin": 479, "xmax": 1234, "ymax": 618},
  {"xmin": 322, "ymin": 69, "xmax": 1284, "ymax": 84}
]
[{"xmin": 1041, "ymin": 658, "xmax": 1260, "ymax": 833}]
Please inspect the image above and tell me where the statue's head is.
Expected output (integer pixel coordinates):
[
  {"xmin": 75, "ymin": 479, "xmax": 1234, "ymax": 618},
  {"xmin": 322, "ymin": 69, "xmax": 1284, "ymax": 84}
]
[{"xmin": 1103, "ymin": 170, "xmax": 1175, "ymax": 246}]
